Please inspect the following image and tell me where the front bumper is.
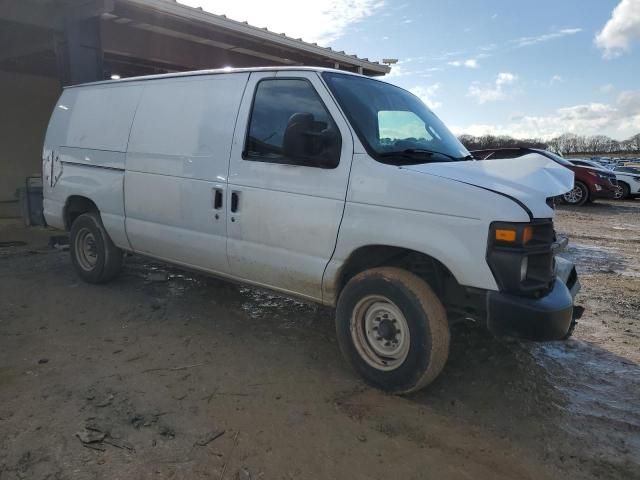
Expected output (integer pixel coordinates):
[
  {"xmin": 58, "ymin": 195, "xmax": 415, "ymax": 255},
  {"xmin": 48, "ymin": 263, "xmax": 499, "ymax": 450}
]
[
  {"xmin": 486, "ymin": 257, "xmax": 580, "ymax": 341},
  {"xmin": 590, "ymin": 180, "xmax": 618, "ymax": 199}
]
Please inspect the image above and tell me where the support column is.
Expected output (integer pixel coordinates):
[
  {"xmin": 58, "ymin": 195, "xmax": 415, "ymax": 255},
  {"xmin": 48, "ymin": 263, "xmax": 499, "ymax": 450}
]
[{"xmin": 55, "ymin": 16, "xmax": 104, "ymax": 86}]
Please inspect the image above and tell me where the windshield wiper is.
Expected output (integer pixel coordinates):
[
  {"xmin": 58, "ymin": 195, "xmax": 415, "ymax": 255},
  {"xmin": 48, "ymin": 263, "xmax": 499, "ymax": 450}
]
[{"xmin": 379, "ymin": 148, "xmax": 466, "ymax": 163}]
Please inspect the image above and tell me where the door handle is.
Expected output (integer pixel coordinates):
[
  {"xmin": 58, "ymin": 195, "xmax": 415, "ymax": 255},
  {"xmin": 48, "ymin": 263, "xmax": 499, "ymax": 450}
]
[
  {"xmin": 230, "ymin": 191, "xmax": 239, "ymax": 213},
  {"xmin": 213, "ymin": 188, "xmax": 223, "ymax": 210}
]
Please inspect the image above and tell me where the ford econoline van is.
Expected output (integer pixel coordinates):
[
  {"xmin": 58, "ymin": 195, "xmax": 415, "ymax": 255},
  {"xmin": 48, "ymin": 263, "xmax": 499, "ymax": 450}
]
[{"xmin": 43, "ymin": 67, "xmax": 581, "ymax": 393}]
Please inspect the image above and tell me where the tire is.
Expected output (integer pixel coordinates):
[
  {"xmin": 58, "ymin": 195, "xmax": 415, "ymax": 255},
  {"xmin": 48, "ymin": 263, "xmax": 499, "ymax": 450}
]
[
  {"xmin": 617, "ymin": 182, "xmax": 630, "ymax": 200},
  {"xmin": 69, "ymin": 212, "xmax": 123, "ymax": 284},
  {"xmin": 336, "ymin": 267, "xmax": 450, "ymax": 394},
  {"xmin": 562, "ymin": 181, "xmax": 589, "ymax": 206}
]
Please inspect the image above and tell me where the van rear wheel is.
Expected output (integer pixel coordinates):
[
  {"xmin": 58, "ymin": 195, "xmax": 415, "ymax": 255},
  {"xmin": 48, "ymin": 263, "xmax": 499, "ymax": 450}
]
[
  {"xmin": 70, "ymin": 212, "xmax": 122, "ymax": 284},
  {"xmin": 336, "ymin": 267, "xmax": 450, "ymax": 394}
]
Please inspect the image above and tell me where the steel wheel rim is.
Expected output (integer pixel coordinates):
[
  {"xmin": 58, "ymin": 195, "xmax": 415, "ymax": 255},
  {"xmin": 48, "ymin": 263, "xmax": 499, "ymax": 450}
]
[
  {"xmin": 564, "ymin": 185, "xmax": 583, "ymax": 204},
  {"xmin": 350, "ymin": 295, "xmax": 410, "ymax": 371},
  {"xmin": 75, "ymin": 227, "xmax": 98, "ymax": 271}
]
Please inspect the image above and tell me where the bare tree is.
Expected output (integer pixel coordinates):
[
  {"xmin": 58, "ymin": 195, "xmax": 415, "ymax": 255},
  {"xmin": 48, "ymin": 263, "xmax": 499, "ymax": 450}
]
[{"xmin": 459, "ymin": 132, "xmax": 640, "ymax": 155}]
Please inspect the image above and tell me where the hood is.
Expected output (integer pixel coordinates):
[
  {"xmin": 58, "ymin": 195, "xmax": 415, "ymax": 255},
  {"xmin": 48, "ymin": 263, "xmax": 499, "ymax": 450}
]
[
  {"xmin": 401, "ymin": 153, "xmax": 574, "ymax": 218},
  {"xmin": 574, "ymin": 164, "xmax": 615, "ymax": 176}
]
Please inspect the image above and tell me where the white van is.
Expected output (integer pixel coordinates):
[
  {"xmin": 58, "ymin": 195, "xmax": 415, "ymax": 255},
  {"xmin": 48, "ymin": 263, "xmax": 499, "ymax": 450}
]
[{"xmin": 43, "ymin": 67, "xmax": 580, "ymax": 393}]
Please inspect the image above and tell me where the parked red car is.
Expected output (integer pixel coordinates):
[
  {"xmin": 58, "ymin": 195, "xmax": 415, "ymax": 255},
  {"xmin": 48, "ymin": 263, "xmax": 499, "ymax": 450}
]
[{"xmin": 471, "ymin": 148, "xmax": 618, "ymax": 206}]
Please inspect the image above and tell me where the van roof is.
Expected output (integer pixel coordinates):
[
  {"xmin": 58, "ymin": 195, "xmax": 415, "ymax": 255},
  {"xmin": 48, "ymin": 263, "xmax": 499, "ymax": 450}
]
[{"xmin": 64, "ymin": 66, "xmax": 368, "ymax": 89}]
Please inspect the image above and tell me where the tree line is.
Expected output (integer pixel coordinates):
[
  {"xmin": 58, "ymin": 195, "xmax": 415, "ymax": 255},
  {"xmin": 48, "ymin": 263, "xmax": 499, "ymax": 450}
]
[{"xmin": 458, "ymin": 132, "xmax": 640, "ymax": 155}]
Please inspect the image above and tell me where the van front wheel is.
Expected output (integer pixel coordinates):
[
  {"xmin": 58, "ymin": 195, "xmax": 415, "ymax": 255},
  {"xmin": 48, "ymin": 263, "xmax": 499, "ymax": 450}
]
[
  {"xmin": 336, "ymin": 267, "xmax": 450, "ymax": 394},
  {"xmin": 70, "ymin": 212, "xmax": 122, "ymax": 284}
]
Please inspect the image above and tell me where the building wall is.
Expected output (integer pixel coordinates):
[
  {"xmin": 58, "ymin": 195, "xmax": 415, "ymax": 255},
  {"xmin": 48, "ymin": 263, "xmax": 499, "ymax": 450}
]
[{"xmin": 0, "ymin": 71, "xmax": 60, "ymax": 217}]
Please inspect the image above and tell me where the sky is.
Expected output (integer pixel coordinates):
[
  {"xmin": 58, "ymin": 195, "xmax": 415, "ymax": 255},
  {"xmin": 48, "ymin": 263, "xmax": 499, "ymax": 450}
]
[{"xmin": 180, "ymin": 0, "xmax": 640, "ymax": 140}]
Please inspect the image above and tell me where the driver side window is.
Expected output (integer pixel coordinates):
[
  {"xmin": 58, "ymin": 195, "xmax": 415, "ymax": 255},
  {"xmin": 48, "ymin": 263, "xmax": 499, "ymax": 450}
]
[{"xmin": 244, "ymin": 79, "xmax": 341, "ymax": 169}]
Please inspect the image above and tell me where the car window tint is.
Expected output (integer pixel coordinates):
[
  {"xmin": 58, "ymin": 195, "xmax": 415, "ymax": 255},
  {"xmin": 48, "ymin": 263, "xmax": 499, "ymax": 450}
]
[{"xmin": 245, "ymin": 79, "xmax": 341, "ymax": 169}]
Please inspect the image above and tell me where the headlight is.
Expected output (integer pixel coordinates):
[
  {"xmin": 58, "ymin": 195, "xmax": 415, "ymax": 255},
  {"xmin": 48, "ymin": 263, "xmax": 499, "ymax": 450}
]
[
  {"xmin": 492, "ymin": 224, "xmax": 534, "ymax": 246},
  {"xmin": 487, "ymin": 222, "xmax": 555, "ymax": 297}
]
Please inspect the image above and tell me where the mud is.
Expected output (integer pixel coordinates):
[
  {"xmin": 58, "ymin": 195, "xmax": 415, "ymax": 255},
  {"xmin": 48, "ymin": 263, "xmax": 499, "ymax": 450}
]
[{"xmin": 1, "ymin": 199, "xmax": 639, "ymax": 479}]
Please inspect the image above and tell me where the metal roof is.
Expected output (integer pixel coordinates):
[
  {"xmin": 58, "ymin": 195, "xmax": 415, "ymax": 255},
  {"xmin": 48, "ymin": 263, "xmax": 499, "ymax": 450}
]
[{"xmin": 117, "ymin": 0, "xmax": 390, "ymax": 75}]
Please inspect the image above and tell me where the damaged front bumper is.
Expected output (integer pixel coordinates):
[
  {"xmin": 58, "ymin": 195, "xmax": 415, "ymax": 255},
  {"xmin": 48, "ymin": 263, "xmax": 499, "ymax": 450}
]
[{"xmin": 486, "ymin": 256, "xmax": 582, "ymax": 341}]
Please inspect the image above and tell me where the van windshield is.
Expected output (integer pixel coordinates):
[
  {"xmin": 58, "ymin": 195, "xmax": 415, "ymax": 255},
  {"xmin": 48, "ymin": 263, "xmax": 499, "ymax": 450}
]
[{"xmin": 322, "ymin": 72, "xmax": 471, "ymax": 164}]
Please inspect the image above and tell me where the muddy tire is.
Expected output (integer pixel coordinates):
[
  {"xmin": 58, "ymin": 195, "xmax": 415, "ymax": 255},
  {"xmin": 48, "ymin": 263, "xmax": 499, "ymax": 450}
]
[
  {"xmin": 336, "ymin": 267, "xmax": 450, "ymax": 394},
  {"xmin": 70, "ymin": 212, "xmax": 122, "ymax": 284},
  {"xmin": 562, "ymin": 181, "xmax": 589, "ymax": 206}
]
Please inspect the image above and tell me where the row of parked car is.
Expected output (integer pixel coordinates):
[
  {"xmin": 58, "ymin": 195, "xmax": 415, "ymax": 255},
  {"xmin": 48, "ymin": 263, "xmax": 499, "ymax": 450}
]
[
  {"xmin": 589, "ymin": 156, "xmax": 640, "ymax": 170},
  {"xmin": 471, "ymin": 148, "xmax": 640, "ymax": 206},
  {"xmin": 569, "ymin": 158, "xmax": 640, "ymax": 203}
]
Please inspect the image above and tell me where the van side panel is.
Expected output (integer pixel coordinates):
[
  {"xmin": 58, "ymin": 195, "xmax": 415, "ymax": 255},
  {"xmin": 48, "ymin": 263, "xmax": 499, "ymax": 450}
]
[
  {"xmin": 322, "ymin": 154, "xmax": 530, "ymax": 304},
  {"xmin": 43, "ymin": 84, "xmax": 143, "ymax": 248},
  {"xmin": 124, "ymin": 73, "xmax": 250, "ymax": 273},
  {"xmin": 44, "ymin": 160, "xmax": 128, "ymax": 248}
]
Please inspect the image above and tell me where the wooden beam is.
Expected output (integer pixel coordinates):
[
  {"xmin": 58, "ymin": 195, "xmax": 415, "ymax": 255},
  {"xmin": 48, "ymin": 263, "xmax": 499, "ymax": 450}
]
[
  {"xmin": 0, "ymin": 0, "xmax": 114, "ymax": 29},
  {"xmin": 108, "ymin": 4, "xmax": 338, "ymax": 70},
  {"xmin": 102, "ymin": 21, "xmax": 288, "ymax": 70}
]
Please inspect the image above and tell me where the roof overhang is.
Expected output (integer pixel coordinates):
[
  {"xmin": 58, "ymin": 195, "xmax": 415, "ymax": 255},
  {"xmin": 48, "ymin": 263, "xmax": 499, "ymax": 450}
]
[
  {"xmin": 109, "ymin": 0, "xmax": 389, "ymax": 75},
  {"xmin": 0, "ymin": 0, "xmax": 389, "ymax": 77}
]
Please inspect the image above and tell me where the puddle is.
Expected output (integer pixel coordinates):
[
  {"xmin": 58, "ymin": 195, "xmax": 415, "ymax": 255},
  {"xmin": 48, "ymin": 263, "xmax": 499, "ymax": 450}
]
[
  {"xmin": 530, "ymin": 341, "xmax": 640, "ymax": 457},
  {"xmin": 124, "ymin": 257, "xmax": 320, "ymax": 328},
  {"xmin": 237, "ymin": 287, "xmax": 317, "ymax": 322},
  {"xmin": 559, "ymin": 243, "xmax": 639, "ymax": 277},
  {"xmin": 612, "ymin": 223, "xmax": 640, "ymax": 233},
  {"xmin": 415, "ymin": 324, "xmax": 640, "ymax": 475}
]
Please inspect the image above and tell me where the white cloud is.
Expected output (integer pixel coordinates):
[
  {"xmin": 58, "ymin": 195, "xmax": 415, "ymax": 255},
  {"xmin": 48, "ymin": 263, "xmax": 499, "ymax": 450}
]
[
  {"xmin": 407, "ymin": 28, "xmax": 581, "ymax": 74},
  {"xmin": 410, "ymin": 84, "xmax": 442, "ymax": 110},
  {"xmin": 496, "ymin": 72, "xmax": 516, "ymax": 86},
  {"xmin": 179, "ymin": 0, "xmax": 384, "ymax": 44},
  {"xmin": 600, "ymin": 83, "xmax": 615, "ymax": 93},
  {"xmin": 453, "ymin": 90, "xmax": 640, "ymax": 140},
  {"xmin": 512, "ymin": 27, "xmax": 582, "ymax": 48},
  {"xmin": 448, "ymin": 58, "xmax": 479, "ymax": 68},
  {"xmin": 550, "ymin": 75, "xmax": 564, "ymax": 85},
  {"xmin": 596, "ymin": 0, "xmax": 640, "ymax": 58},
  {"xmin": 468, "ymin": 72, "xmax": 518, "ymax": 104},
  {"xmin": 386, "ymin": 62, "xmax": 420, "ymax": 78}
]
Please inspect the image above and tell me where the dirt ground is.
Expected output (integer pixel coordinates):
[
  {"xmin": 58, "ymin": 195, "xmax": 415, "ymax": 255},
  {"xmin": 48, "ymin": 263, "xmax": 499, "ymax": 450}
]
[{"xmin": 1, "ymin": 199, "xmax": 639, "ymax": 480}]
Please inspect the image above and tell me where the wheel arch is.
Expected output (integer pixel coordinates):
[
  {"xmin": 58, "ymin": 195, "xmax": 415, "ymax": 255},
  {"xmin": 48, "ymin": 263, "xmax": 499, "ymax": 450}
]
[
  {"xmin": 617, "ymin": 180, "xmax": 630, "ymax": 198},
  {"xmin": 64, "ymin": 195, "xmax": 99, "ymax": 230},
  {"xmin": 331, "ymin": 244, "xmax": 467, "ymax": 310},
  {"xmin": 576, "ymin": 180, "xmax": 591, "ymax": 199}
]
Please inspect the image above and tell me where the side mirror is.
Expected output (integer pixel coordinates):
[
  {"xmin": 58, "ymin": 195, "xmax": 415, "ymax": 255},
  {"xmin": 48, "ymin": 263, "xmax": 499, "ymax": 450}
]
[{"xmin": 282, "ymin": 112, "xmax": 341, "ymax": 168}]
